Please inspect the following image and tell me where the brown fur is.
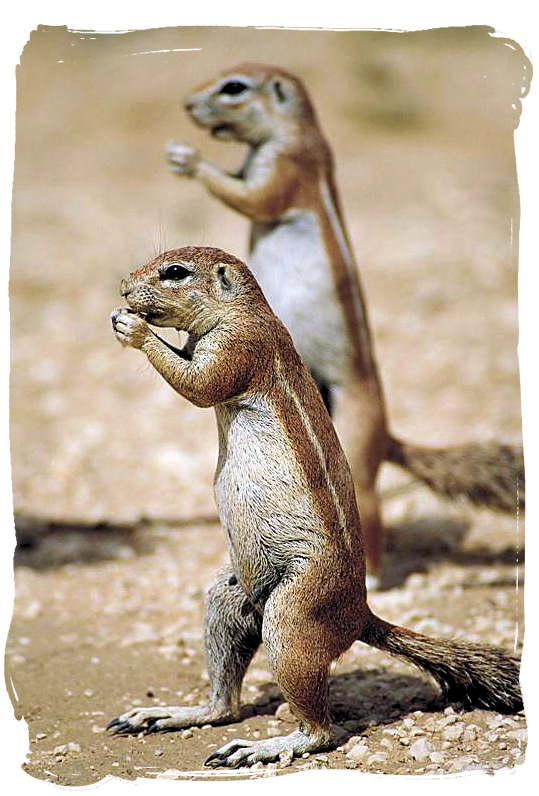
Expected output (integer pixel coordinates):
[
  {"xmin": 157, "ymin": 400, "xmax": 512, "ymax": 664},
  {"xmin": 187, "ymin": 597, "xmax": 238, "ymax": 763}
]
[
  {"xmin": 361, "ymin": 615, "xmax": 522, "ymax": 713},
  {"xmin": 169, "ymin": 64, "xmax": 524, "ymax": 584},
  {"xmin": 108, "ymin": 246, "xmax": 522, "ymax": 768},
  {"xmin": 387, "ymin": 437, "xmax": 524, "ymax": 514}
]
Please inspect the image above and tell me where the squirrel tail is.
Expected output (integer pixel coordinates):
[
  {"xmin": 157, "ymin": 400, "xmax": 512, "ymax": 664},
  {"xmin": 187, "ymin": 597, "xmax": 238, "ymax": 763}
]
[
  {"xmin": 385, "ymin": 436, "xmax": 524, "ymax": 514},
  {"xmin": 359, "ymin": 613, "xmax": 522, "ymax": 713}
]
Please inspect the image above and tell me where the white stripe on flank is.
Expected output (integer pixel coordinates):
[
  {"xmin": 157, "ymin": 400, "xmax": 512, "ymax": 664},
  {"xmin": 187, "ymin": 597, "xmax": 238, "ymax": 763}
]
[
  {"xmin": 319, "ymin": 178, "xmax": 373, "ymax": 370},
  {"xmin": 276, "ymin": 357, "xmax": 348, "ymax": 536}
]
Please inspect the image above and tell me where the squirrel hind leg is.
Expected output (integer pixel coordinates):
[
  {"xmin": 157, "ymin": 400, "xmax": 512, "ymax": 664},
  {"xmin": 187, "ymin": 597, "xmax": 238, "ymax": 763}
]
[
  {"xmin": 107, "ymin": 568, "xmax": 263, "ymax": 736},
  {"xmin": 207, "ymin": 627, "xmax": 335, "ymax": 768},
  {"xmin": 209, "ymin": 583, "xmax": 343, "ymax": 767},
  {"xmin": 204, "ymin": 568, "xmax": 264, "ymax": 713}
]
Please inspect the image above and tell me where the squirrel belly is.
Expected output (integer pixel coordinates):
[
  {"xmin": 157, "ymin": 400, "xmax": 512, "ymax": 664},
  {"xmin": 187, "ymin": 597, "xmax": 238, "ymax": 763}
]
[
  {"xmin": 213, "ymin": 397, "xmax": 328, "ymax": 603},
  {"xmin": 250, "ymin": 211, "xmax": 351, "ymax": 386}
]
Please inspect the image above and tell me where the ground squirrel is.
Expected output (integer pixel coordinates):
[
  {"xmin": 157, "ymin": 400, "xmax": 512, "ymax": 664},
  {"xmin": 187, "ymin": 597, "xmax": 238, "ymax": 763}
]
[
  {"xmin": 166, "ymin": 63, "xmax": 524, "ymax": 588},
  {"xmin": 108, "ymin": 246, "xmax": 521, "ymax": 769}
]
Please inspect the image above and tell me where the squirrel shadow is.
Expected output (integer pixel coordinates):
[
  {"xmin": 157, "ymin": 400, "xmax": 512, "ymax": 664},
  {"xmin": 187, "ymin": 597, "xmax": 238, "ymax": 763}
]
[
  {"xmin": 245, "ymin": 666, "xmax": 444, "ymax": 740},
  {"xmin": 13, "ymin": 512, "xmax": 216, "ymax": 570},
  {"xmin": 13, "ymin": 512, "xmax": 522, "ymax": 587},
  {"xmin": 379, "ymin": 515, "xmax": 522, "ymax": 590},
  {"xmin": 13, "ymin": 514, "xmax": 156, "ymax": 569}
]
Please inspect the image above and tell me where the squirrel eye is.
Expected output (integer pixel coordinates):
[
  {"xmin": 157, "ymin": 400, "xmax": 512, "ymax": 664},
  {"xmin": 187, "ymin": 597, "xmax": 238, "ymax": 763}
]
[
  {"xmin": 219, "ymin": 81, "xmax": 248, "ymax": 96},
  {"xmin": 162, "ymin": 264, "xmax": 191, "ymax": 281}
]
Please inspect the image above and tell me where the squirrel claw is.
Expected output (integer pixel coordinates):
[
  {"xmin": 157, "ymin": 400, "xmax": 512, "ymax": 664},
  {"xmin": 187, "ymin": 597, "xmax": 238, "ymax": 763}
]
[
  {"xmin": 204, "ymin": 749, "xmax": 226, "ymax": 765},
  {"xmin": 143, "ymin": 721, "xmax": 160, "ymax": 735},
  {"xmin": 107, "ymin": 719, "xmax": 133, "ymax": 735}
]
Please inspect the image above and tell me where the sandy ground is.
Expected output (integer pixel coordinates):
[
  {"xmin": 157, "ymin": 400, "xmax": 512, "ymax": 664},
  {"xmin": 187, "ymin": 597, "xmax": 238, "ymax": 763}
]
[{"xmin": 7, "ymin": 25, "xmax": 528, "ymax": 784}]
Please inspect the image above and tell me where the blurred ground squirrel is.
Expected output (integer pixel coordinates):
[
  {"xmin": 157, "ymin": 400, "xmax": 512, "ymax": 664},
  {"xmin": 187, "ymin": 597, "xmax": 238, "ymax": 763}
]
[
  {"xmin": 108, "ymin": 246, "xmax": 522, "ymax": 769},
  {"xmin": 166, "ymin": 63, "xmax": 524, "ymax": 588}
]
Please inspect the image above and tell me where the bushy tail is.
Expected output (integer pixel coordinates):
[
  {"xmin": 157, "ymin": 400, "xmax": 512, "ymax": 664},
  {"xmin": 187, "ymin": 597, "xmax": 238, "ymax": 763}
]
[
  {"xmin": 386, "ymin": 437, "xmax": 524, "ymax": 514},
  {"xmin": 360, "ymin": 613, "xmax": 522, "ymax": 713}
]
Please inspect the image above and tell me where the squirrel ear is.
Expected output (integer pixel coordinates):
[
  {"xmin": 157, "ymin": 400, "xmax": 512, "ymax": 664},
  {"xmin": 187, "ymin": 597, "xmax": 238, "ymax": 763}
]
[
  {"xmin": 217, "ymin": 264, "xmax": 233, "ymax": 291},
  {"xmin": 271, "ymin": 79, "xmax": 288, "ymax": 104}
]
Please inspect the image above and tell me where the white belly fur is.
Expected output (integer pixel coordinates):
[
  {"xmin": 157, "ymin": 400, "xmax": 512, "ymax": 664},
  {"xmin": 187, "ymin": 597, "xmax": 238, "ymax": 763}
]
[
  {"xmin": 213, "ymin": 401, "xmax": 324, "ymax": 593},
  {"xmin": 249, "ymin": 210, "xmax": 350, "ymax": 385}
]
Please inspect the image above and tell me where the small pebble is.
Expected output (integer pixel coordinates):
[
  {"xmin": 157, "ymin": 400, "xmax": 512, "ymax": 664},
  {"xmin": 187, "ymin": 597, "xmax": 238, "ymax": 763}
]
[
  {"xmin": 429, "ymin": 752, "xmax": 445, "ymax": 764},
  {"xmin": 508, "ymin": 729, "xmax": 527, "ymax": 742},
  {"xmin": 346, "ymin": 743, "xmax": 369, "ymax": 763},
  {"xmin": 278, "ymin": 749, "xmax": 294, "ymax": 768},
  {"xmin": 342, "ymin": 735, "xmax": 364, "ymax": 753},
  {"xmin": 368, "ymin": 753, "xmax": 387, "ymax": 765},
  {"xmin": 275, "ymin": 703, "xmax": 294, "ymax": 722},
  {"xmin": 409, "ymin": 738, "xmax": 432, "ymax": 761},
  {"xmin": 443, "ymin": 724, "xmax": 464, "ymax": 741}
]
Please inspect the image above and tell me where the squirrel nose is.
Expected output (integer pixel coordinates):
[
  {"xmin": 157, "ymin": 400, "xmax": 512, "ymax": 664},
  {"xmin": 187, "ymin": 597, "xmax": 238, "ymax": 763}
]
[
  {"xmin": 120, "ymin": 279, "xmax": 131, "ymax": 297},
  {"xmin": 183, "ymin": 96, "xmax": 195, "ymax": 112}
]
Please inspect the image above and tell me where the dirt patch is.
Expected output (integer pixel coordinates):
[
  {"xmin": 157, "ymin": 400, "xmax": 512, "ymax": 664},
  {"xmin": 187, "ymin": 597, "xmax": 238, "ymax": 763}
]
[{"xmin": 10, "ymin": 516, "xmax": 524, "ymax": 784}]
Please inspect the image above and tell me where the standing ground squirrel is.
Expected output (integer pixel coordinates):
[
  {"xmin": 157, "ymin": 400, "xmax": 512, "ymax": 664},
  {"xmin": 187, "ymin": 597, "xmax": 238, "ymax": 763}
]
[
  {"xmin": 108, "ymin": 246, "xmax": 521, "ymax": 769},
  {"xmin": 166, "ymin": 63, "xmax": 524, "ymax": 588}
]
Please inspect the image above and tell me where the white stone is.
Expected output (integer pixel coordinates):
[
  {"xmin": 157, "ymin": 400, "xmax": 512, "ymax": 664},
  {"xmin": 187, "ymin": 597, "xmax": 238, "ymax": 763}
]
[
  {"xmin": 346, "ymin": 743, "xmax": 370, "ymax": 763},
  {"xmin": 409, "ymin": 738, "xmax": 433, "ymax": 761},
  {"xmin": 342, "ymin": 735, "xmax": 364, "ymax": 753},
  {"xmin": 368, "ymin": 753, "xmax": 387, "ymax": 765},
  {"xmin": 429, "ymin": 752, "xmax": 445, "ymax": 764},
  {"xmin": 278, "ymin": 749, "xmax": 294, "ymax": 768},
  {"xmin": 275, "ymin": 702, "xmax": 294, "ymax": 722},
  {"xmin": 443, "ymin": 724, "xmax": 464, "ymax": 741},
  {"xmin": 508, "ymin": 729, "xmax": 527, "ymax": 742}
]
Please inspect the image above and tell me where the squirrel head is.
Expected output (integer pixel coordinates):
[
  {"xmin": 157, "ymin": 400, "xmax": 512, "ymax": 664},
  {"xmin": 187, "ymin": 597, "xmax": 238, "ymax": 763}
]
[
  {"xmin": 184, "ymin": 63, "xmax": 317, "ymax": 146},
  {"xmin": 119, "ymin": 246, "xmax": 266, "ymax": 335}
]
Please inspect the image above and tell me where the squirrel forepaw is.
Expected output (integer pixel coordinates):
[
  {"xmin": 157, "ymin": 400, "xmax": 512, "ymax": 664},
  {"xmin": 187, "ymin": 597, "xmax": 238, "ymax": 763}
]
[
  {"xmin": 111, "ymin": 308, "xmax": 150, "ymax": 350},
  {"xmin": 166, "ymin": 141, "xmax": 200, "ymax": 176}
]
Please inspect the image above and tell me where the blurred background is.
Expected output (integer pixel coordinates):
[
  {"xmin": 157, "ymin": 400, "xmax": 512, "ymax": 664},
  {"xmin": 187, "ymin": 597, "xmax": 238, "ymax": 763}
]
[
  {"xmin": 8, "ymin": 26, "xmax": 530, "ymax": 783},
  {"xmin": 11, "ymin": 24, "xmax": 527, "ymax": 525}
]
